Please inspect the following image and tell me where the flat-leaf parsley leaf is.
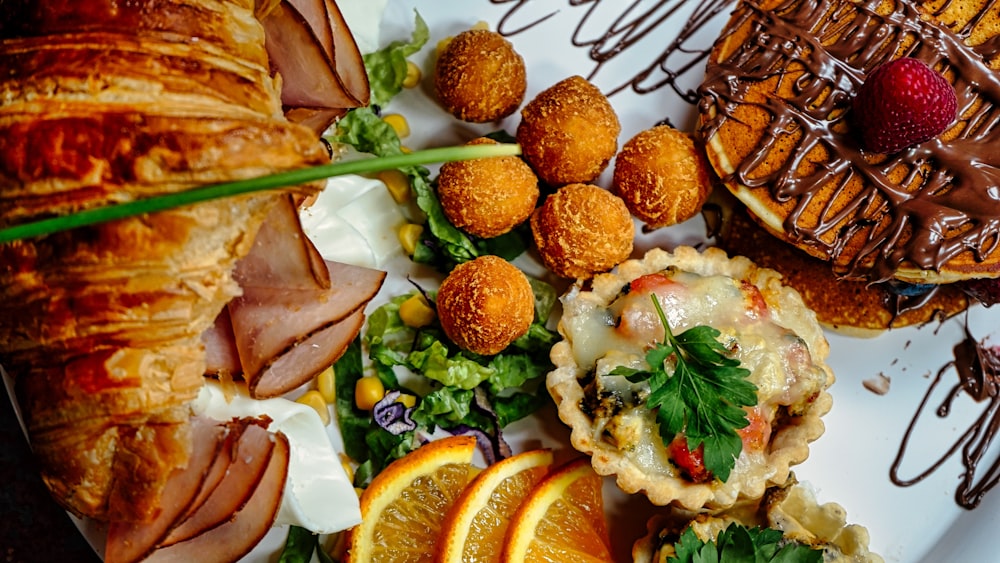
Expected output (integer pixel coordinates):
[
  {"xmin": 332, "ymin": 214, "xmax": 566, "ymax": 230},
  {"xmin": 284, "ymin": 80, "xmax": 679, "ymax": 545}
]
[
  {"xmin": 610, "ymin": 294, "xmax": 757, "ymax": 482},
  {"xmin": 668, "ymin": 523, "xmax": 823, "ymax": 563}
]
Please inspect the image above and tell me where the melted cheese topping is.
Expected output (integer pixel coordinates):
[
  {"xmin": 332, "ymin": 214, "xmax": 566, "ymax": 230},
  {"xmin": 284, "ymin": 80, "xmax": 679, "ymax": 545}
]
[{"xmin": 562, "ymin": 268, "xmax": 827, "ymax": 480}]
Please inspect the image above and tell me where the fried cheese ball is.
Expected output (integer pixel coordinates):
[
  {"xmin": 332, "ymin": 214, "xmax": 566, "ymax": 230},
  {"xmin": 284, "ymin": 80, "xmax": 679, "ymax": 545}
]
[
  {"xmin": 434, "ymin": 29, "xmax": 527, "ymax": 123},
  {"xmin": 517, "ymin": 75, "xmax": 621, "ymax": 186},
  {"xmin": 531, "ymin": 183, "xmax": 634, "ymax": 279},
  {"xmin": 436, "ymin": 137, "xmax": 540, "ymax": 238},
  {"xmin": 436, "ymin": 255, "xmax": 535, "ymax": 355},
  {"xmin": 612, "ymin": 125, "xmax": 713, "ymax": 228}
]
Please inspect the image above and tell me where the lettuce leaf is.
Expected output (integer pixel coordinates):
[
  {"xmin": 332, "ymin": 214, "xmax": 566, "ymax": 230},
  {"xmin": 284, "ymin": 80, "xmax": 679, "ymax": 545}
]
[
  {"xmin": 363, "ymin": 11, "xmax": 429, "ymax": 107},
  {"xmin": 408, "ymin": 340, "xmax": 496, "ymax": 389},
  {"xmin": 349, "ymin": 280, "xmax": 556, "ymax": 465}
]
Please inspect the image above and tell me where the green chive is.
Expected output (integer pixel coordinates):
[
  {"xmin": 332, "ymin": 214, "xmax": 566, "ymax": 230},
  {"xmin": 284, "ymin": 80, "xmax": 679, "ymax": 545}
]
[{"xmin": 0, "ymin": 143, "xmax": 521, "ymax": 244}]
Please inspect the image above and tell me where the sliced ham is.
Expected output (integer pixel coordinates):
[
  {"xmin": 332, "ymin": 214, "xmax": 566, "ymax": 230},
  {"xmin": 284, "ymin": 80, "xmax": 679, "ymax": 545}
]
[
  {"xmin": 168, "ymin": 427, "xmax": 238, "ymax": 534},
  {"xmin": 229, "ymin": 260, "xmax": 385, "ymax": 398},
  {"xmin": 253, "ymin": 308, "xmax": 364, "ymax": 398},
  {"xmin": 104, "ymin": 418, "xmax": 226, "ymax": 563},
  {"xmin": 207, "ymin": 192, "xmax": 386, "ymax": 393},
  {"xmin": 202, "ymin": 310, "xmax": 242, "ymax": 376},
  {"xmin": 145, "ymin": 432, "xmax": 291, "ymax": 563},
  {"xmin": 160, "ymin": 420, "xmax": 275, "ymax": 546},
  {"xmin": 259, "ymin": 0, "xmax": 370, "ymax": 134},
  {"xmin": 233, "ymin": 194, "xmax": 330, "ymax": 292}
]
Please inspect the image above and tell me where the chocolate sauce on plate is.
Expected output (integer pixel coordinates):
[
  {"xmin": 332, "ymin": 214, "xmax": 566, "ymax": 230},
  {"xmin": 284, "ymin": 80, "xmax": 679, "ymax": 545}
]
[
  {"xmin": 891, "ymin": 324, "xmax": 1000, "ymax": 509},
  {"xmin": 491, "ymin": 0, "xmax": 737, "ymax": 102}
]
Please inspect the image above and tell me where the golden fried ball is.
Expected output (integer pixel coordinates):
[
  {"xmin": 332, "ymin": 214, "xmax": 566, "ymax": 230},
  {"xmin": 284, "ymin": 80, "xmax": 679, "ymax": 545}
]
[
  {"xmin": 516, "ymin": 75, "xmax": 620, "ymax": 186},
  {"xmin": 612, "ymin": 125, "xmax": 713, "ymax": 229},
  {"xmin": 530, "ymin": 183, "xmax": 634, "ymax": 279},
  {"xmin": 436, "ymin": 255, "xmax": 535, "ymax": 355},
  {"xmin": 436, "ymin": 137, "xmax": 540, "ymax": 238},
  {"xmin": 434, "ymin": 29, "xmax": 527, "ymax": 123}
]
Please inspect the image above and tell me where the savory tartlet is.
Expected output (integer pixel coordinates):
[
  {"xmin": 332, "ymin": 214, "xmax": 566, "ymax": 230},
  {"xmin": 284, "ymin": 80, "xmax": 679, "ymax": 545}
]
[
  {"xmin": 632, "ymin": 476, "xmax": 884, "ymax": 563},
  {"xmin": 546, "ymin": 246, "xmax": 834, "ymax": 510}
]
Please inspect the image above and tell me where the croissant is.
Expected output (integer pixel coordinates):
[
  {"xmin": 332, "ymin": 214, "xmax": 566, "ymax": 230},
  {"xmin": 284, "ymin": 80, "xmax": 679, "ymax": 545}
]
[{"xmin": 0, "ymin": 0, "xmax": 365, "ymax": 526}]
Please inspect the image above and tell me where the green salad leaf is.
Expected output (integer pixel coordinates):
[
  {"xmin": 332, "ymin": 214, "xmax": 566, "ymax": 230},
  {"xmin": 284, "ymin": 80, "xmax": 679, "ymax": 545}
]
[
  {"xmin": 333, "ymin": 336, "xmax": 417, "ymax": 483},
  {"xmin": 277, "ymin": 526, "xmax": 335, "ymax": 563},
  {"xmin": 363, "ymin": 11, "xmax": 429, "ymax": 107},
  {"xmin": 611, "ymin": 294, "xmax": 757, "ymax": 482},
  {"xmin": 339, "ymin": 279, "xmax": 556, "ymax": 473},
  {"xmin": 668, "ymin": 524, "xmax": 823, "ymax": 563}
]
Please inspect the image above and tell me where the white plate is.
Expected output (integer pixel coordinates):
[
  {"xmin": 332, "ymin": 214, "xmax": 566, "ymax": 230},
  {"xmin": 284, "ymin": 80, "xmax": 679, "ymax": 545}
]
[
  {"xmin": 49, "ymin": 1, "xmax": 1000, "ymax": 560},
  {"xmin": 371, "ymin": 2, "xmax": 1000, "ymax": 562}
]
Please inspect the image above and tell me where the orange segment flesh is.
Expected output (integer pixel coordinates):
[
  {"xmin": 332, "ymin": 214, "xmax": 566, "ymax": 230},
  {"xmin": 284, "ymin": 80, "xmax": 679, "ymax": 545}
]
[
  {"xmin": 436, "ymin": 448, "xmax": 554, "ymax": 563},
  {"xmin": 501, "ymin": 457, "xmax": 613, "ymax": 563},
  {"xmin": 347, "ymin": 435, "xmax": 478, "ymax": 563}
]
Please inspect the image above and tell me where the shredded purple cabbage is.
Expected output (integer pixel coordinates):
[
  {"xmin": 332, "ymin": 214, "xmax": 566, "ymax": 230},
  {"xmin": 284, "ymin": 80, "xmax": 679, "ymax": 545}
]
[
  {"xmin": 373, "ymin": 390, "xmax": 416, "ymax": 435},
  {"xmin": 449, "ymin": 425, "xmax": 499, "ymax": 464},
  {"xmin": 447, "ymin": 388, "xmax": 512, "ymax": 465}
]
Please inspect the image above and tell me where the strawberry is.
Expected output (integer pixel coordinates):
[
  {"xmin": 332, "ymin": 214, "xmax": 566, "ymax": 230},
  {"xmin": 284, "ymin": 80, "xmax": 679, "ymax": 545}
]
[{"xmin": 852, "ymin": 57, "xmax": 958, "ymax": 154}]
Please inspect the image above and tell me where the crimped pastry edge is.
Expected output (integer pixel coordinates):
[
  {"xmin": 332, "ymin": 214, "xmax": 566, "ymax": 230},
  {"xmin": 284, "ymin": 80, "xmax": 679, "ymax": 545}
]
[{"xmin": 546, "ymin": 246, "xmax": 834, "ymax": 511}]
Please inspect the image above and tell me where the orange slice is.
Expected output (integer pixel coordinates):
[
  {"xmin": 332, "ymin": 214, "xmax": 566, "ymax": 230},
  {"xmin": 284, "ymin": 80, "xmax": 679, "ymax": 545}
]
[
  {"xmin": 347, "ymin": 435, "xmax": 478, "ymax": 562},
  {"xmin": 501, "ymin": 457, "xmax": 613, "ymax": 563},
  {"xmin": 436, "ymin": 448, "xmax": 554, "ymax": 563}
]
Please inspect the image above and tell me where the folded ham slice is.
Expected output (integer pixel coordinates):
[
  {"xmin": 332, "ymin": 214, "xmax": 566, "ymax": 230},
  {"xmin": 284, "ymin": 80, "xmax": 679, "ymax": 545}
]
[
  {"xmin": 259, "ymin": 0, "xmax": 370, "ymax": 133},
  {"xmin": 145, "ymin": 430, "xmax": 290, "ymax": 563},
  {"xmin": 208, "ymin": 190, "xmax": 386, "ymax": 397},
  {"xmin": 230, "ymin": 261, "xmax": 384, "ymax": 398},
  {"xmin": 160, "ymin": 420, "xmax": 277, "ymax": 546},
  {"xmin": 104, "ymin": 417, "xmax": 227, "ymax": 563}
]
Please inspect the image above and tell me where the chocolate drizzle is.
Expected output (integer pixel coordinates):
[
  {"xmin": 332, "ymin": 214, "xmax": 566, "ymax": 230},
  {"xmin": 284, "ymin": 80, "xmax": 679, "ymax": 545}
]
[
  {"xmin": 491, "ymin": 0, "xmax": 737, "ymax": 103},
  {"xmin": 699, "ymin": 0, "xmax": 1000, "ymax": 281},
  {"xmin": 890, "ymin": 324, "xmax": 1000, "ymax": 509}
]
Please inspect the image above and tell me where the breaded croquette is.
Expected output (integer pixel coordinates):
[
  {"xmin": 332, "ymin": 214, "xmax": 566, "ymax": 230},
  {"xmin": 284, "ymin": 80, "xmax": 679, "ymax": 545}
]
[
  {"xmin": 436, "ymin": 255, "xmax": 535, "ymax": 355},
  {"xmin": 517, "ymin": 76, "xmax": 620, "ymax": 186},
  {"xmin": 436, "ymin": 137, "xmax": 539, "ymax": 238},
  {"xmin": 434, "ymin": 29, "xmax": 527, "ymax": 123},
  {"xmin": 530, "ymin": 183, "xmax": 634, "ymax": 279},
  {"xmin": 612, "ymin": 125, "xmax": 713, "ymax": 229}
]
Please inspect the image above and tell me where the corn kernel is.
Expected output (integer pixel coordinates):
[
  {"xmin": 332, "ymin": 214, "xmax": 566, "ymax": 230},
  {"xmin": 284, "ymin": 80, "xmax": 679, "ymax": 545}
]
[
  {"xmin": 402, "ymin": 61, "xmax": 422, "ymax": 89},
  {"xmin": 296, "ymin": 390, "xmax": 331, "ymax": 425},
  {"xmin": 378, "ymin": 169, "xmax": 411, "ymax": 204},
  {"xmin": 400, "ymin": 145, "xmax": 413, "ymax": 154},
  {"xmin": 382, "ymin": 113, "xmax": 410, "ymax": 139},
  {"xmin": 471, "ymin": 20, "xmax": 490, "ymax": 31},
  {"xmin": 399, "ymin": 294, "xmax": 435, "ymax": 329},
  {"xmin": 315, "ymin": 366, "xmax": 336, "ymax": 403},
  {"xmin": 395, "ymin": 393, "xmax": 418, "ymax": 409},
  {"xmin": 436, "ymin": 36, "xmax": 453, "ymax": 55},
  {"xmin": 338, "ymin": 452, "xmax": 355, "ymax": 483},
  {"xmin": 355, "ymin": 376, "xmax": 385, "ymax": 411},
  {"xmin": 397, "ymin": 223, "xmax": 424, "ymax": 256}
]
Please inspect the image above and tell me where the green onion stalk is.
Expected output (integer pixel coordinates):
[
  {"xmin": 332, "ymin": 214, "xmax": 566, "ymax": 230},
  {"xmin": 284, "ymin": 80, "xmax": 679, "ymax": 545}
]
[{"xmin": 0, "ymin": 143, "xmax": 520, "ymax": 244}]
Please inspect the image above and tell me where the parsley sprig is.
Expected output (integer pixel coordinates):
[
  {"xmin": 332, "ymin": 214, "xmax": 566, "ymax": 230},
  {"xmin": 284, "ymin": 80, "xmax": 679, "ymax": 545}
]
[
  {"xmin": 610, "ymin": 294, "xmax": 757, "ymax": 482},
  {"xmin": 668, "ymin": 524, "xmax": 823, "ymax": 563}
]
